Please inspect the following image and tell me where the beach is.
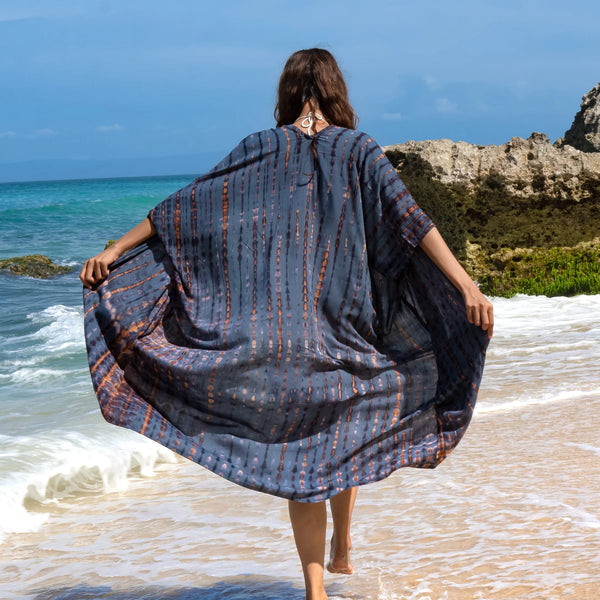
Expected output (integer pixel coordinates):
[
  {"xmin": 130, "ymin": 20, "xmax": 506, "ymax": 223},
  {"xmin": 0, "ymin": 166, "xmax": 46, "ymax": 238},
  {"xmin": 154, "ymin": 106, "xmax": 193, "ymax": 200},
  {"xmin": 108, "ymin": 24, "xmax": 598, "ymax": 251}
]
[{"xmin": 1, "ymin": 177, "xmax": 599, "ymax": 599}]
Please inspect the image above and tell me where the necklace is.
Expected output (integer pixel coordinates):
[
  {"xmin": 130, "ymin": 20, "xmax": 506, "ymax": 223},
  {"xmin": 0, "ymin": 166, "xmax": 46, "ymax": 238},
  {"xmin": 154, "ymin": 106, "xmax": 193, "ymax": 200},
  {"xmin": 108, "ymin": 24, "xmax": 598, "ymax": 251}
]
[{"xmin": 294, "ymin": 111, "xmax": 328, "ymax": 135}]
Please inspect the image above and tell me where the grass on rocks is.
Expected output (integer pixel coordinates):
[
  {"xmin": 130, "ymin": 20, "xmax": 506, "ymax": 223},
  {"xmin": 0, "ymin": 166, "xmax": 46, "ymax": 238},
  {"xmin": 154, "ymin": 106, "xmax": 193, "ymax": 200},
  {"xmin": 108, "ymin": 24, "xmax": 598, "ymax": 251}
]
[
  {"xmin": 475, "ymin": 243, "xmax": 600, "ymax": 297},
  {"xmin": 0, "ymin": 254, "xmax": 72, "ymax": 278}
]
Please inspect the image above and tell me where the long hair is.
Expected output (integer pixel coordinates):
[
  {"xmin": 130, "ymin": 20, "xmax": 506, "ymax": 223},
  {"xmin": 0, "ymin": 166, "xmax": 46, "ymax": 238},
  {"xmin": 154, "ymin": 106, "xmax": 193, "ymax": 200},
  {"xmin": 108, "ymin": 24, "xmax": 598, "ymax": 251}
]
[{"xmin": 274, "ymin": 48, "xmax": 358, "ymax": 129}]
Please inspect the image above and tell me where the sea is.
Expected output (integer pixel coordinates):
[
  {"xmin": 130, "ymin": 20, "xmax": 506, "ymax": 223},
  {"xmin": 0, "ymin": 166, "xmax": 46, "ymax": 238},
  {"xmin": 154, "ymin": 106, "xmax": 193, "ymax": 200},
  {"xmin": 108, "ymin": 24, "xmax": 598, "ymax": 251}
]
[{"xmin": 0, "ymin": 175, "xmax": 599, "ymax": 600}]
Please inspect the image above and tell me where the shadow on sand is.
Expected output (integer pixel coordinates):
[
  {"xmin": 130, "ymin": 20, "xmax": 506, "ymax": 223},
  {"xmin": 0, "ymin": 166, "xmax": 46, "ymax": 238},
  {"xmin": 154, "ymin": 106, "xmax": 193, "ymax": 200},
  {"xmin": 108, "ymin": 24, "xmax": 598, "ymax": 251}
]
[{"xmin": 30, "ymin": 577, "xmax": 358, "ymax": 600}]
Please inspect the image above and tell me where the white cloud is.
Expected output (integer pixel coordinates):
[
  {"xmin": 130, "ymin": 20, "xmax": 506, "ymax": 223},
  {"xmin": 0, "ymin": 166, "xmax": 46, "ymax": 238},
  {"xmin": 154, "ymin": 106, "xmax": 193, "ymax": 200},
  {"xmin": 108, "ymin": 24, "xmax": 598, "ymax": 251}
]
[
  {"xmin": 0, "ymin": 129, "xmax": 58, "ymax": 138},
  {"xmin": 0, "ymin": 2, "xmax": 83, "ymax": 23},
  {"xmin": 436, "ymin": 98, "xmax": 459, "ymax": 114},
  {"xmin": 96, "ymin": 124, "xmax": 123, "ymax": 132},
  {"xmin": 382, "ymin": 113, "xmax": 406, "ymax": 121},
  {"xmin": 424, "ymin": 75, "xmax": 439, "ymax": 91},
  {"xmin": 33, "ymin": 128, "xmax": 57, "ymax": 136}
]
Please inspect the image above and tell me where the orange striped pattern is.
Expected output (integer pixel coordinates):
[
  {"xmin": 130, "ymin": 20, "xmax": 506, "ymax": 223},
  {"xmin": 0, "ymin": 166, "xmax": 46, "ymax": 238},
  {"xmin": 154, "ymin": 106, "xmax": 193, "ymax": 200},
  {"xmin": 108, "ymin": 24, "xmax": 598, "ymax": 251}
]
[{"xmin": 83, "ymin": 126, "xmax": 489, "ymax": 502}]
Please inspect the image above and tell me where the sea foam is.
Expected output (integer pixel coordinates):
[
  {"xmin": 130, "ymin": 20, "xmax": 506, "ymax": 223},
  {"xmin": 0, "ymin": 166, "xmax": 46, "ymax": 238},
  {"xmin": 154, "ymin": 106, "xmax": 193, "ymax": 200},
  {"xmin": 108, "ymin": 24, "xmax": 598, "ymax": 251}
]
[
  {"xmin": 0, "ymin": 305, "xmax": 86, "ymax": 386},
  {"xmin": 27, "ymin": 304, "xmax": 84, "ymax": 354},
  {"xmin": 475, "ymin": 388, "xmax": 600, "ymax": 415},
  {"xmin": 0, "ymin": 426, "xmax": 178, "ymax": 543}
]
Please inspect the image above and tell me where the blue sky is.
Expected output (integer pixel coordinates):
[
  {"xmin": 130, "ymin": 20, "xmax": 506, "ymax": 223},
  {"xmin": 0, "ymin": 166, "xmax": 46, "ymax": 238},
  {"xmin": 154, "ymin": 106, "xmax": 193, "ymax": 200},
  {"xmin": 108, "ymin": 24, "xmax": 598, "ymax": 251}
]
[{"xmin": 1, "ymin": 0, "xmax": 599, "ymax": 181}]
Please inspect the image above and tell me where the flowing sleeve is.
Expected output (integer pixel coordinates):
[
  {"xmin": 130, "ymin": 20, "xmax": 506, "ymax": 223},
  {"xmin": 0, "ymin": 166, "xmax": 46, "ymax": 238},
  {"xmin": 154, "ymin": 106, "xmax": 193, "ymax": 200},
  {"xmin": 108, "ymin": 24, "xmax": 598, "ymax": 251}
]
[
  {"xmin": 353, "ymin": 134, "xmax": 489, "ymax": 453},
  {"xmin": 358, "ymin": 137, "xmax": 435, "ymax": 278},
  {"xmin": 147, "ymin": 130, "xmax": 275, "ymax": 266}
]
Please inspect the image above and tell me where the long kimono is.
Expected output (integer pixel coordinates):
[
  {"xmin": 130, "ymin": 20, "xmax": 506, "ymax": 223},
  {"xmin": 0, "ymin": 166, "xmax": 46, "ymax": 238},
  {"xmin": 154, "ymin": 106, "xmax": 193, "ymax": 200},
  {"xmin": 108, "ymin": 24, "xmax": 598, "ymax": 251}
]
[{"xmin": 83, "ymin": 125, "xmax": 489, "ymax": 502}]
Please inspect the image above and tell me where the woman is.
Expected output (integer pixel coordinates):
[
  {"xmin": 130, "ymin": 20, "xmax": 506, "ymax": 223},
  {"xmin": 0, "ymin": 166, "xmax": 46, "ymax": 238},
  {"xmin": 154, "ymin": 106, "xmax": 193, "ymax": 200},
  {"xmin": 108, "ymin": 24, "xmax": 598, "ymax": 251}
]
[{"xmin": 81, "ymin": 48, "xmax": 492, "ymax": 600}]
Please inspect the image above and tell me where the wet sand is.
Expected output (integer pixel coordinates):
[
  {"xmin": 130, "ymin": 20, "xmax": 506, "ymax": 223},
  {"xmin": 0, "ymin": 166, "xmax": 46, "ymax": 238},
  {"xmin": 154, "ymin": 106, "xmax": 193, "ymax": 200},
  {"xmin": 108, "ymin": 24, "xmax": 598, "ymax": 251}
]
[{"xmin": 3, "ymin": 391, "xmax": 599, "ymax": 600}]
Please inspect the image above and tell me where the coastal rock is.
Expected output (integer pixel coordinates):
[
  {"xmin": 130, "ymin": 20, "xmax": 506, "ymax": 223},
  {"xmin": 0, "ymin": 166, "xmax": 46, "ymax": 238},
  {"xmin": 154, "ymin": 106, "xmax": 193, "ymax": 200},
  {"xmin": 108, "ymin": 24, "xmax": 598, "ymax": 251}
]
[
  {"xmin": 384, "ymin": 83, "xmax": 600, "ymax": 202},
  {"xmin": 384, "ymin": 132, "xmax": 600, "ymax": 200},
  {"xmin": 0, "ymin": 254, "xmax": 73, "ymax": 278},
  {"xmin": 562, "ymin": 82, "xmax": 600, "ymax": 152},
  {"xmin": 382, "ymin": 85, "xmax": 600, "ymax": 261}
]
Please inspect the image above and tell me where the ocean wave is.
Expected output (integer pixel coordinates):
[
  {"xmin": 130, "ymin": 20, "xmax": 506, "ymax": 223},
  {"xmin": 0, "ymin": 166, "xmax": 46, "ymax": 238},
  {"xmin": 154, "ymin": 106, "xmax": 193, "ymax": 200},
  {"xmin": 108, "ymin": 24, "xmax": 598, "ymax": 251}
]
[
  {"xmin": 56, "ymin": 259, "xmax": 80, "ymax": 267},
  {"xmin": 27, "ymin": 304, "xmax": 84, "ymax": 354},
  {"xmin": 0, "ymin": 426, "xmax": 179, "ymax": 543},
  {"xmin": 521, "ymin": 492, "xmax": 600, "ymax": 531},
  {"xmin": 475, "ymin": 388, "xmax": 600, "ymax": 415},
  {"xmin": 0, "ymin": 367, "xmax": 81, "ymax": 384},
  {"xmin": 492, "ymin": 294, "xmax": 600, "ymax": 322},
  {"xmin": 0, "ymin": 355, "xmax": 45, "ymax": 369},
  {"xmin": 0, "ymin": 304, "xmax": 85, "ymax": 383},
  {"xmin": 487, "ymin": 339, "xmax": 598, "ymax": 359},
  {"xmin": 565, "ymin": 442, "xmax": 600, "ymax": 458}
]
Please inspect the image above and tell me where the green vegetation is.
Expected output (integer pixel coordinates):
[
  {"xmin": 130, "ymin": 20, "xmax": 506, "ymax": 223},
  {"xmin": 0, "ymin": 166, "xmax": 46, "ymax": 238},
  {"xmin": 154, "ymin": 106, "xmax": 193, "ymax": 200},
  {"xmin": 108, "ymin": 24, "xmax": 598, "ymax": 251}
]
[
  {"xmin": 385, "ymin": 149, "xmax": 600, "ymax": 297},
  {"xmin": 477, "ymin": 244, "xmax": 600, "ymax": 297},
  {"xmin": 0, "ymin": 254, "xmax": 72, "ymax": 278}
]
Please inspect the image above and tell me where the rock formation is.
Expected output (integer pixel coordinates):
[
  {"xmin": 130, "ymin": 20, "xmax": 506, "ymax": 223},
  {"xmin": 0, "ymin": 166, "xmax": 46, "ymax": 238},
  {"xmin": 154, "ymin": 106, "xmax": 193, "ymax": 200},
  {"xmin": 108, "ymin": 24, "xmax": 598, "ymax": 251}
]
[
  {"xmin": 384, "ymin": 82, "xmax": 600, "ymax": 202},
  {"xmin": 380, "ymin": 82, "xmax": 600, "ymax": 295},
  {"xmin": 384, "ymin": 132, "xmax": 600, "ymax": 201},
  {"xmin": 0, "ymin": 255, "xmax": 73, "ymax": 278},
  {"xmin": 562, "ymin": 82, "xmax": 600, "ymax": 152}
]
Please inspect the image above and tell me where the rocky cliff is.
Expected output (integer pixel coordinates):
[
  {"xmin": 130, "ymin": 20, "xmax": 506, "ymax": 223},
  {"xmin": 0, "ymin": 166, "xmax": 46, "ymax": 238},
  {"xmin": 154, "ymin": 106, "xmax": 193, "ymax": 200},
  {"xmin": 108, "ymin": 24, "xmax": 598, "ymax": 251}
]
[
  {"xmin": 385, "ymin": 81, "xmax": 600, "ymax": 202},
  {"xmin": 383, "ymin": 82, "xmax": 600, "ymax": 296},
  {"xmin": 561, "ymin": 82, "xmax": 600, "ymax": 152},
  {"xmin": 385, "ymin": 132, "xmax": 600, "ymax": 201}
]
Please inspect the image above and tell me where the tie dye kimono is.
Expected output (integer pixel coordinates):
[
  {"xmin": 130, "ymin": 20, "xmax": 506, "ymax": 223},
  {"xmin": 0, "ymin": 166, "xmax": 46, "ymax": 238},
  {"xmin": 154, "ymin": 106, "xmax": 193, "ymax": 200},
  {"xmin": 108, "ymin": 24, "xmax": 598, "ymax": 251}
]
[{"xmin": 83, "ymin": 125, "xmax": 489, "ymax": 502}]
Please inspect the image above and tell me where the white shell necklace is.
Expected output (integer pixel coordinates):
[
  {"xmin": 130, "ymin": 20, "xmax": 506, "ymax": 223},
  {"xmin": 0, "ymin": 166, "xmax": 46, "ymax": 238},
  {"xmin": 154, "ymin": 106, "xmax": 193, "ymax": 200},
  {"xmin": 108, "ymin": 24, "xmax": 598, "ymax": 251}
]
[{"xmin": 294, "ymin": 111, "xmax": 329, "ymax": 135}]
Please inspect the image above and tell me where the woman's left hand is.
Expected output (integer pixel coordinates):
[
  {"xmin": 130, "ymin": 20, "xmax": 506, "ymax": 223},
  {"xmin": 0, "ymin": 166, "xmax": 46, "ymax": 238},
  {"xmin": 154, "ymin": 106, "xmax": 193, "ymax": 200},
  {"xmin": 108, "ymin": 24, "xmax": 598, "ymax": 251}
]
[
  {"xmin": 417, "ymin": 228, "xmax": 494, "ymax": 339},
  {"xmin": 79, "ymin": 217, "xmax": 157, "ymax": 290}
]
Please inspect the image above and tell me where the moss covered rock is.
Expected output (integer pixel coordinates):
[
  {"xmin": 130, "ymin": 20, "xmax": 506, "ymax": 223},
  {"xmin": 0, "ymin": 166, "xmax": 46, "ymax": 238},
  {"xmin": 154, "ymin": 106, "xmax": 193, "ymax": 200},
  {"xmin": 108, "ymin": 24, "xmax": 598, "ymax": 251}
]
[
  {"xmin": 0, "ymin": 254, "xmax": 73, "ymax": 278},
  {"xmin": 385, "ymin": 149, "xmax": 468, "ymax": 259},
  {"xmin": 385, "ymin": 144, "xmax": 600, "ymax": 297},
  {"xmin": 386, "ymin": 147, "xmax": 600, "ymax": 254}
]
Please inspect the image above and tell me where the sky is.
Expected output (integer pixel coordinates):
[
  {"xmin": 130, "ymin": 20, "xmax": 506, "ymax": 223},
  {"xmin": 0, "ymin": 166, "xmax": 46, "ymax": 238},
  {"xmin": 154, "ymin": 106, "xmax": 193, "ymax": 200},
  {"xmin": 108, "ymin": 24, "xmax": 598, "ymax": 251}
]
[{"xmin": 1, "ymin": 0, "xmax": 599, "ymax": 182}]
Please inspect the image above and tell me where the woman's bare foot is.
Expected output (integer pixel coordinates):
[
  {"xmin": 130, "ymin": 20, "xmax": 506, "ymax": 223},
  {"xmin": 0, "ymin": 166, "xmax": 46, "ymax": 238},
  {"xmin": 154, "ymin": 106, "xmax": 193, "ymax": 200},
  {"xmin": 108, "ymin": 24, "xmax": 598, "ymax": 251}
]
[{"xmin": 326, "ymin": 534, "xmax": 354, "ymax": 575}]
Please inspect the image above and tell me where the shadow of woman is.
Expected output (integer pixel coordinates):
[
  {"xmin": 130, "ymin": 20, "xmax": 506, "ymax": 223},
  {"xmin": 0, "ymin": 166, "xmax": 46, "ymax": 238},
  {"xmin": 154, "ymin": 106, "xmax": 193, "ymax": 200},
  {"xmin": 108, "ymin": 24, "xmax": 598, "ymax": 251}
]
[
  {"xmin": 29, "ymin": 577, "xmax": 359, "ymax": 600},
  {"xmin": 30, "ymin": 578, "xmax": 305, "ymax": 600}
]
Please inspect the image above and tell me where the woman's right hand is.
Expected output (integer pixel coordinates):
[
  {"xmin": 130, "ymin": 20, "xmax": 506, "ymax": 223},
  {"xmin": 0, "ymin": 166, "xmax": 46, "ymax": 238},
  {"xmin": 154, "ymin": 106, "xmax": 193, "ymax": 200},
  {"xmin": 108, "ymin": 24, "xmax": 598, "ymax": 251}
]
[
  {"xmin": 461, "ymin": 283, "xmax": 494, "ymax": 339},
  {"xmin": 79, "ymin": 245, "xmax": 122, "ymax": 289},
  {"xmin": 417, "ymin": 227, "xmax": 493, "ymax": 339}
]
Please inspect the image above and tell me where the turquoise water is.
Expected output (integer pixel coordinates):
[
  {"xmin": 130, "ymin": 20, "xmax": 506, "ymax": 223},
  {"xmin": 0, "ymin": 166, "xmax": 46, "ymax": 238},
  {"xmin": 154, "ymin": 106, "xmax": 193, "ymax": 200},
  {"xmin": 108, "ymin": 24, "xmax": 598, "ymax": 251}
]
[
  {"xmin": 0, "ymin": 175, "xmax": 196, "ymax": 264},
  {"xmin": 1, "ymin": 176, "xmax": 599, "ymax": 599},
  {"xmin": 0, "ymin": 175, "xmax": 195, "ymax": 538}
]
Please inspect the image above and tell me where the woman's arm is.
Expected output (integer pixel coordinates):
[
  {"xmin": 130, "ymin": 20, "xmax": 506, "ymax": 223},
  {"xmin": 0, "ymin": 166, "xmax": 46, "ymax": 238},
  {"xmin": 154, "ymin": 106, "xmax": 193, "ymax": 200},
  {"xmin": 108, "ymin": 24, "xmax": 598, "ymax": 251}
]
[
  {"xmin": 418, "ymin": 227, "xmax": 494, "ymax": 338},
  {"xmin": 79, "ymin": 217, "xmax": 156, "ymax": 288}
]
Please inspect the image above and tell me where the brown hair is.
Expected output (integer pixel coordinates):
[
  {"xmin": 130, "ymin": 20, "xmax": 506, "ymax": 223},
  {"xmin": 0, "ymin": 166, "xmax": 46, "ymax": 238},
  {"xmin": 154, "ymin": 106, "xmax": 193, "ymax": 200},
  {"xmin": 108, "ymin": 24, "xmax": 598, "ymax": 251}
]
[{"xmin": 274, "ymin": 48, "xmax": 358, "ymax": 129}]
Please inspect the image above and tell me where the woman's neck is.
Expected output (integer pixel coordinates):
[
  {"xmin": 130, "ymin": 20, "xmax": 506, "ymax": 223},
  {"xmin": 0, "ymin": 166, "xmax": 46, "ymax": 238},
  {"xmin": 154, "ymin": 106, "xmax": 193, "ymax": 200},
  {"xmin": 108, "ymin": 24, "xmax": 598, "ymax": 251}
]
[{"xmin": 294, "ymin": 101, "xmax": 329, "ymax": 135}]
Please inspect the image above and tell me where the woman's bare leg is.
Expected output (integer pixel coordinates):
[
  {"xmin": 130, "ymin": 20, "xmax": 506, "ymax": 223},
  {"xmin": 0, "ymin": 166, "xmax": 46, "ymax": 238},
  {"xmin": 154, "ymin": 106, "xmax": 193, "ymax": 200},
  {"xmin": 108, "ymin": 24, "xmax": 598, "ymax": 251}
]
[
  {"xmin": 288, "ymin": 499, "xmax": 328, "ymax": 600},
  {"xmin": 327, "ymin": 487, "xmax": 357, "ymax": 574}
]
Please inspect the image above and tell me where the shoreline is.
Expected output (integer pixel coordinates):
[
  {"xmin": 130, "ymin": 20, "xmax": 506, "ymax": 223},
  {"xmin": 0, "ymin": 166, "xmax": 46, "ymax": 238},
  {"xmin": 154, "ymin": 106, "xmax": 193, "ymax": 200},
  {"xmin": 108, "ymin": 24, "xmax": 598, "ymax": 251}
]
[{"xmin": 3, "ymin": 391, "xmax": 599, "ymax": 599}]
